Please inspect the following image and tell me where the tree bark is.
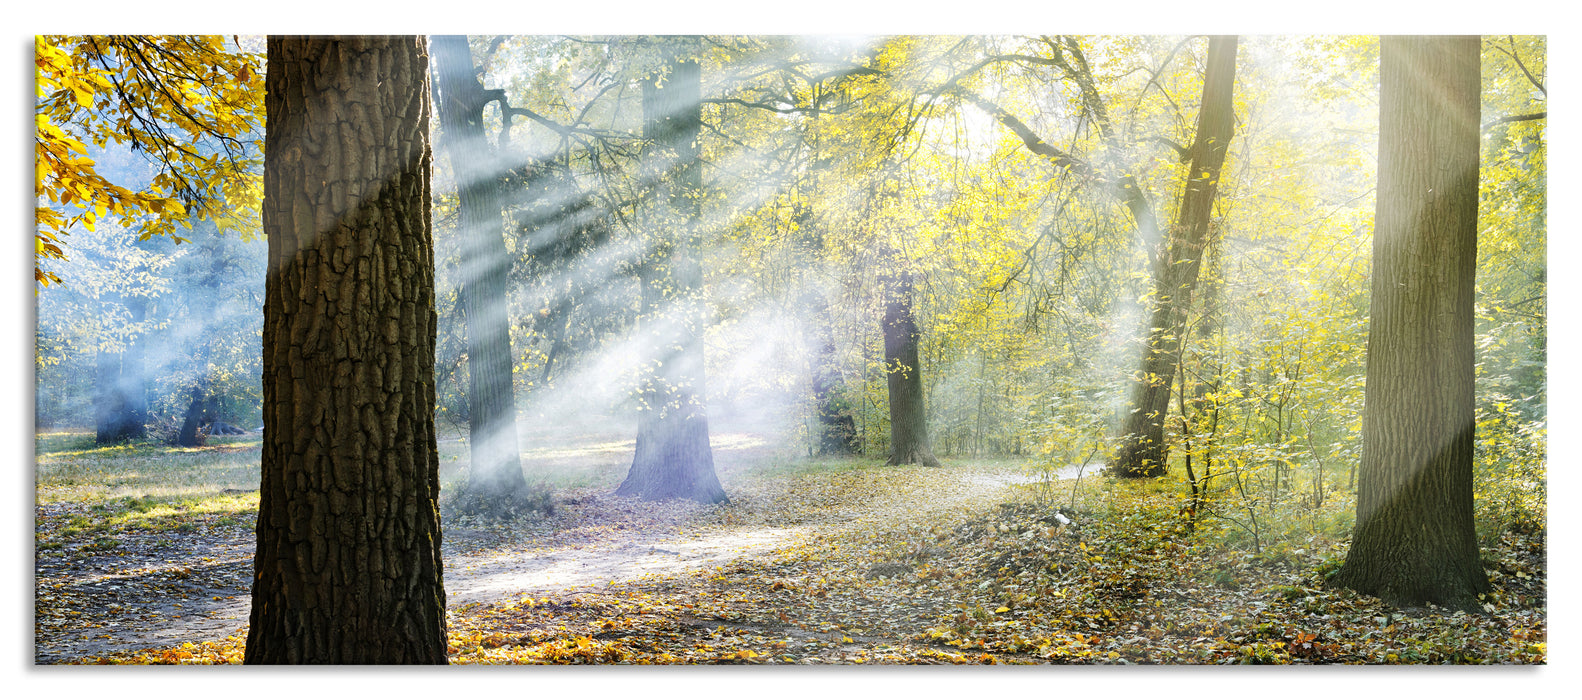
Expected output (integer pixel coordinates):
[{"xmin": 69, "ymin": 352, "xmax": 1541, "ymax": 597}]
[
  {"xmin": 1329, "ymin": 35, "xmax": 1488, "ymax": 610},
  {"xmin": 246, "ymin": 36, "xmax": 448, "ymax": 664},
  {"xmin": 615, "ymin": 47, "xmax": 728, "ymax": 504},
  {"xmin": 177, "ymin": 386, "xmax": 209, "ymax": 447},
  {"xmin": 882, "ymin": 267, "xmax": 940, "ymax": 467},
  {"xmin": 1110, "ymin": 36, "xmax": 1238, "ymax": 478},
  {"xmin": 430, "ymin": 35, "xmax": 527, "ymax": 498}
]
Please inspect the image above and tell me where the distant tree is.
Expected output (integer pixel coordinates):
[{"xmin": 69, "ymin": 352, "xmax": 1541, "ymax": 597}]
[
  {"xmin": 431, "ymin": 35, "xmax": 528, "ymax": 502},
  {"xmin": 55, "ymin": 224, "xmax": 177, "ymax": 444},
  {"xmin": 953, "ymin": 36, "xmax": 1239, "ymax": 476},
  {"xmin": 1110, "ymin": 35, "xmax": 1239, "ymax": 478},
  {"xmin": 94, "ymin": 292, "xmax": 149, "ymax": 443},
  {"xmin": 1329, "ymin": 35, "xmax": 1489, "ymax": 610},
  {"xmin": 158, "ymin": 227, "xmax": 266, "ymax": 447},
  {"xmin": 246, "ymin": 35, "xmax": 447, "ymax": 664},
  {"xmin": 806, "ymin": 289, "xmax": 860, "ymax": 455},
  {"xmin": 881, "ymin": 265, "xmax": 940, "ymax": 467},
  {"xmin": 33, "ymin": 217, "xmax": 177, "ymax": 436},
  {"xmin": 615, "ymin": 44, "xmax": 728, "ymax": 503}
]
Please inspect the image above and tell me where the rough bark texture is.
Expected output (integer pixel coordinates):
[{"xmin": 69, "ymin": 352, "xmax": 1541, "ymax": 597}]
[
  {"xmin": 431, "ymin": 35, "xmax": 527, "ymax": 497},
  {"xmin": 246, "ymin": 36, "xmax": 448, "ymax": 664},
  {"xmin": 1329, "ymin": 35, "xmax": 1488, "ymax": 610},
  {"xmin": 882, "ymin": 268, "xmax": 940, "ymax": 467},
  {"xmin": 615, "ymin": 50, "xmax": 727, "ymax": 504},
  {"xmin": 95, "ymin": 295, "xmax": 148, "ymax": 444},
  {"xmin": 1111, "ymin": 36, "xmax": 1238, "ymax": 478}
]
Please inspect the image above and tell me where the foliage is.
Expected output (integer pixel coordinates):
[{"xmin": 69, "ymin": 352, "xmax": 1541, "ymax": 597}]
[
  {"xmin": 35, "ymin": 217, "xmax": 265, "ymax": 433},
  {"xmin": 34, "ymin": 33, "xmax": 1546, "ymax": 666},
  {"xmin": 35, "ymin": 35, "xmax": 263, "ymax": 286}
]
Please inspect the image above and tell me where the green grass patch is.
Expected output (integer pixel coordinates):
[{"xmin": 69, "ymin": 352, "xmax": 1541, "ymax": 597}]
[{"xmin": 36, "ymin": 431, "xmax": 262, "ymax": 505}]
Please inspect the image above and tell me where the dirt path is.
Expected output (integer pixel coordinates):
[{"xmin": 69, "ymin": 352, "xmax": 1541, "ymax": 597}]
[{"xmin": 35, "ymin": 435, "xmax": 1044, "ymax": 664}]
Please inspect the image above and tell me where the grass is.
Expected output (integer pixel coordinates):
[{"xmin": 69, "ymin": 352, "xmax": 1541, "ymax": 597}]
[
  {"xmin": 38, "ymin": 425, "xmax": 1546, "ymax": 665},
  {"xmin": 35, "ymin": 430, "xmax": 264, "ymax": 558},
  {"xmin": 36, "ymin": 430, "xmax": 262, "ymax": 505}
]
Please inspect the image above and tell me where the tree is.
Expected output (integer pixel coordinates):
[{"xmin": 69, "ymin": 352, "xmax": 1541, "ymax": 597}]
[
  {"xmin": 1329, "ymin": 35, "xmax": 1489, "ymax": 610},
  {"xmin": 951, "ymin": 36, "xmax": 1239, "ymax": 476},
  {"xmin": 431, "ymin": 35, "xmax": 529, "ymax": 502},
  {"xmin": 95, "ymin": 292, "xmax": 148, "ymax": 443},
  {"xmin": 1110, "ymin": 35, "xmax": 1240, "ymax": 477},
  {"xmin": 615, "ymin": 45, "xmax": 729, "ymax": 504},
  {"xmin": 807, "ymin": 288, "xmax": 860, "ymax": 455},
  {"xmin": 245, "ymin": 36, "xmax": 448, "ymax": 664},
  {"xmin": 34, "ymin": 35, "xmax": 263, "ymax": 286},
  {"xmin": 881, "ymin": 265, "xmax": 940, "ymax": 466}
]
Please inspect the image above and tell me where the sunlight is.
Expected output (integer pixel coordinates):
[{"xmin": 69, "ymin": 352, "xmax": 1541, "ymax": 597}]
[{"xmin": 33, "ymin": 33, "xmax": 1546, "ymax": 668}]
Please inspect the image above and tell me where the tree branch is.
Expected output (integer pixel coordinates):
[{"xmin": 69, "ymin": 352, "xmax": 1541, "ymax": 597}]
[
  {"xmin": 1497, "ymin": 35, "xmax": 1546, "ymax": 97},
  {"xmin": 1482, "ymin": 111, "xmax": 1546, "ymax": 132},
  {"xmin": 955, "ymin": 90, "xmax": 1094, "ymax": 178}
]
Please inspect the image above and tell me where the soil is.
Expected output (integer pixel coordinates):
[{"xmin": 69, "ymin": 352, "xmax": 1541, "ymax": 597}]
[{"xmin": 34, "ymin": 428, "xmax": 1044, "ymax": 664}]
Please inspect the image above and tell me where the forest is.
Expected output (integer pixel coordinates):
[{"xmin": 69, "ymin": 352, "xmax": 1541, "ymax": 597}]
[{"xmin": 32, "ymin": 34, "xmax": 1546, "ymax": 667}]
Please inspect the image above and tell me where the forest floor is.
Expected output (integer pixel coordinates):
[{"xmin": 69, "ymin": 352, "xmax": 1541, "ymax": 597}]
[{"xmin": 34, "ymin": 425, "xmax": 1547, "ymax": 665}]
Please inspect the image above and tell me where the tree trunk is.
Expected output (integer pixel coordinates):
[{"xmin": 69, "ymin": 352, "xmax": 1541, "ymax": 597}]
[
  {"xmin": 1329, "ymin": 35, "xmax": 1488, "ymax": 610},
  {"xmin": 177, "ymin": 386, "xmax": 208, "ymax": 447},
  {"xmin": 807, "ymin": 291, "xmax": 858, "ymax": 455},
  {"xmin": 246, "ymin": 36, "xmax": 448, "ymax": 664},
  {"xmin": 882, "ymin": 268, "xmax": 940, "ymax": 467},
  {"xmin": 1110, "ymin": 36, "xmax": 1238, "ymax": 478},
  {"xmin": 431, "ymin": 35, "xmax": 527, "ymax": 498},
  {"xmin": 615, "ymin": 47, "xmax": 727, "ymax": 504},
  {"xmin": 95, "ymin": 294, "xmax": 147, "ymax": 444}
]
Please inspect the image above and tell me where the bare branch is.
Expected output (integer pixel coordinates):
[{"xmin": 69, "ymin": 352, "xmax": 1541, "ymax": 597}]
[
  {"xmin": 1482, "ymin": 111, "xmax": 1546, "ymax": 132},
  {"xmin": 955, "ymin": 90, "xmax": 1094, "ymax": 178},
  {"xmin": 1496, "ymin": 35, "xmax": 1546, "ymax": 97}
]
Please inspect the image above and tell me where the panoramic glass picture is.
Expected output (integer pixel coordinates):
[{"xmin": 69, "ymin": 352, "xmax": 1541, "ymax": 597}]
[{"xmin": 34, "ymin": 35, "xmax": 1545, "ymax": 665}]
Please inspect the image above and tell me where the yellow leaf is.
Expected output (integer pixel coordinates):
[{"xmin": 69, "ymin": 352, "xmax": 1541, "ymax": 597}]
[{"xmin": 994, "ymin": 606, "xmax": 1010, "ymax": 613}]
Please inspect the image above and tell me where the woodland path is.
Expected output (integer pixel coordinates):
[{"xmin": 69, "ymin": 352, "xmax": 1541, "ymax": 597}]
[{"xmin": 34, "ymin": 431, "xmax": 1067, "ymax": 664}]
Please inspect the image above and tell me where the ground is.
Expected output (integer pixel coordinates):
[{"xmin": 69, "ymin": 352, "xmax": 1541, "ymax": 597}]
[{"xmin": 33, "ymin": 423, "xmax": 1546, "ymax": 665}]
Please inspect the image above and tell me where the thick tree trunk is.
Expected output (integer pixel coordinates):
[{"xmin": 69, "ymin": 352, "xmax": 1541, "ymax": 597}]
[
  {"xmin": 882, "ymin": 268, "xmax": 939, "ymax": 467},
  {"xmin": 95, "ymin": 295, "xmax": 147, "ymax": 444},
  {"xmin": 616, "ymin": 49, "xmax": 727, "ymax": 504},
  {"xmin": 431, "ymin": 35, "xmax": 527, "ymax": 498},
  {"xmin": 246, "ymin": 36, "xmax": 448, "ymax": 664},
  {"xmin": 1110, "ymin": 36, "xmax": 1238, "ymax": 478},
  {"xmin": 1329, "ymin": 35, "xmax": 1488, "ymax": 610}
]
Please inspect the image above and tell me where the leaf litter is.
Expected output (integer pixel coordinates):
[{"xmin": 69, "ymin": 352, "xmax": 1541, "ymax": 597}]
[{"xmin": 38, "ymin": 451, "xmax": 1545, "ymax": 665}]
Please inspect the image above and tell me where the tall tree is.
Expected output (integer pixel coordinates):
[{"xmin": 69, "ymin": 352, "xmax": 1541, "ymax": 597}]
[
  {"xmin": 615, "ymin": 45, "xmax": 728, "ymax": 503},
  {"xmin": 953, "ymin": 36, "xmax": 1238, "ymax": 476},
  {"xmin": 881, "ymin": 265, "xmax": 940, "ymax": 466},
  {"xmin": 246, "ymin": 36, "xmax": 448, "ymax": 664},
  {"xmin": 1329, "ymin": 35, "xmax": 1489, "ymax": 610},
  {"xmin": 1110, "ymin": 35, "xmax": 1240, "ymax": 477},
  {"xmin": 431, "ymin": 35, "xmax": 529, "ymax": 502}
]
